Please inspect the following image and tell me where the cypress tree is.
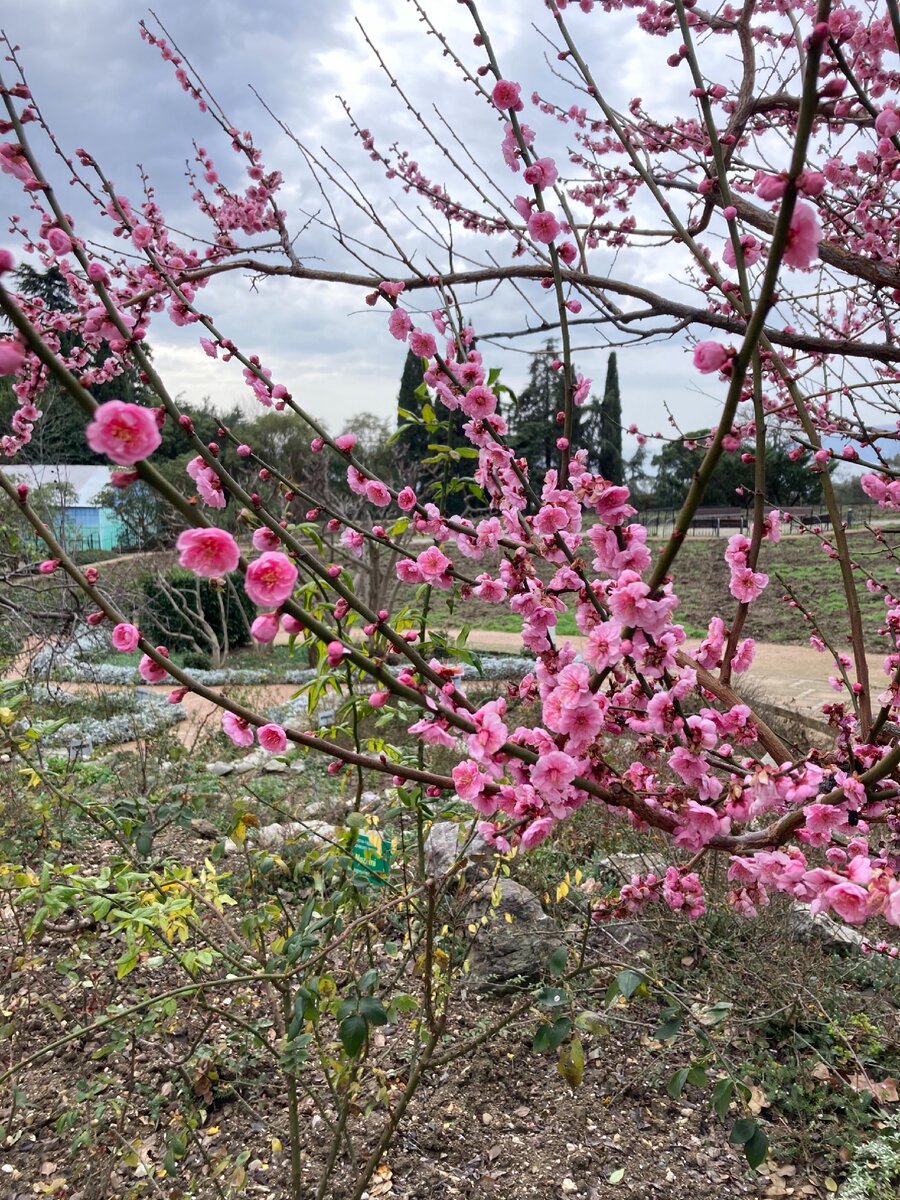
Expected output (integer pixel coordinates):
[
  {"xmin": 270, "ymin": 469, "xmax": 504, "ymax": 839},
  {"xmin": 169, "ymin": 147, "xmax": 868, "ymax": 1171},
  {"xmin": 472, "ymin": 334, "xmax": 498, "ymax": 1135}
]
[{"xmin": 598, "ymin": 352, "xmax": 624, "ymax": 484}]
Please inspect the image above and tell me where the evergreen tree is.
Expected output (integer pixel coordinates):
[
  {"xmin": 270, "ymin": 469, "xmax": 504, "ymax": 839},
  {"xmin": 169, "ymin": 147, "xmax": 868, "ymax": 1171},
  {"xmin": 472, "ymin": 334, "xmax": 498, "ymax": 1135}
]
[
  {"xmin": 0, "ymin": 266, "xmax": 156, "ymax": 464},
  {"xmin": 395, "ymin": 350, "xmax": 428, "ymax": 468},
  {"xmin": 394, "ymin": 350, "xmax": 473, "ymax": 513},
  {"xmin": 510, "ymin": 340, "xmax": 567, "ymax": 485},
  {"xmin": 598, "ymin": 352, "xmax": 624, "ymax": 484},
  {"xmin": 651, "ymin": 430, "xmax": 826, "ymax": 508}
]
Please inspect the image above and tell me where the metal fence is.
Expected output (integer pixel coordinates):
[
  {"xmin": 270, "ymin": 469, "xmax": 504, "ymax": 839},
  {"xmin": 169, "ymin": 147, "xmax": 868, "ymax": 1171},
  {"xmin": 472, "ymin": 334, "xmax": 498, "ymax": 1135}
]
[{"xmin": 634, "ymin": 504, "xmax": 878, "ymax": 539}]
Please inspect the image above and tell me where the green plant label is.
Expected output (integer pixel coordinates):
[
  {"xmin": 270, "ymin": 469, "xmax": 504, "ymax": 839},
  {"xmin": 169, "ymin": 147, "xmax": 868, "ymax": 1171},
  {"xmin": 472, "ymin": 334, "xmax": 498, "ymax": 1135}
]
[{"xmin": 352, "ymin": 829, "xmax": 392, "ymax": 884}]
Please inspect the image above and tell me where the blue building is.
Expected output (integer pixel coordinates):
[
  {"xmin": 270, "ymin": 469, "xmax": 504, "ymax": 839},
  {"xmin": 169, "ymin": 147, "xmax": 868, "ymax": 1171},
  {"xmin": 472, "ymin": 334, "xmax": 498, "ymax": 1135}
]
[{"xmin": 9, "ymin": 464, "xmax": 126, "ymax": 553}]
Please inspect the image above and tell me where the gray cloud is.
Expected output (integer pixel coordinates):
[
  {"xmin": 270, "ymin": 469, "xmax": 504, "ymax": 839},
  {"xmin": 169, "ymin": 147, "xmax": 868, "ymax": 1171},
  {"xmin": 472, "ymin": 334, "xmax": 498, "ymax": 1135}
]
[{"xmin": 1, "ymin": 1, "xmax": 707, "ymax": 450}]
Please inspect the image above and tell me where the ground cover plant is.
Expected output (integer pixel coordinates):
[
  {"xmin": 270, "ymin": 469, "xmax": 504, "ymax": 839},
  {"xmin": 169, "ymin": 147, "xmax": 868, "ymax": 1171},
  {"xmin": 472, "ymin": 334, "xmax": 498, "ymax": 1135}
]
[{"xmin": 1, "ymin": 0, "xmax": 900, "ymax": 1195}]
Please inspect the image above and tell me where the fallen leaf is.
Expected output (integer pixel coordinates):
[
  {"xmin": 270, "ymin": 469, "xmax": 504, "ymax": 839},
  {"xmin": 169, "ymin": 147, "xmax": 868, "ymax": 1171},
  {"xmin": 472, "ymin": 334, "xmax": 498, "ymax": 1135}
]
[
  {"xmin": 848, "ymin": 1073, "xmax": 899, "ymax": 1102},
  {"xmin": 748, "ymin": 1085, "xmax": 769, "ymax": 1115}
]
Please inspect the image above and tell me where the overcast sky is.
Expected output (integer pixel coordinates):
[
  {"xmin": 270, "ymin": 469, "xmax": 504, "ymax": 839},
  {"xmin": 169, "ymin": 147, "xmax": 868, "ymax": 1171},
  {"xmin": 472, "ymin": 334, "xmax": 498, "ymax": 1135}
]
[{"xmin": 1, "ymin": 2, "xmax": 742, "ymax": 455}]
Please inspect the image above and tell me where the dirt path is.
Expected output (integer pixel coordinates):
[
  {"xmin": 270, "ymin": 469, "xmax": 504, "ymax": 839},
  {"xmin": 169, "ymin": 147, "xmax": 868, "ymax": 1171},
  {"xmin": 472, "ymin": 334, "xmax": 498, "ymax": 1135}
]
[
  {"xmin": 25, "ymin": 631, "xmax": 880, "ymax": 751},
  {"xmin": 432, "ymin": 628, "xmax": 882, "ymax": 721}
]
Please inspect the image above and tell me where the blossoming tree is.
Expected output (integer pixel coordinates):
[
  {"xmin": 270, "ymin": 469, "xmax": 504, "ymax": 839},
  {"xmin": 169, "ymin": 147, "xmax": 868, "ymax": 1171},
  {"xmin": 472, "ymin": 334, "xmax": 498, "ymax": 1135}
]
[{"xmin": 1, "ymin": 0, "xmax": 900, "ymax": 943}]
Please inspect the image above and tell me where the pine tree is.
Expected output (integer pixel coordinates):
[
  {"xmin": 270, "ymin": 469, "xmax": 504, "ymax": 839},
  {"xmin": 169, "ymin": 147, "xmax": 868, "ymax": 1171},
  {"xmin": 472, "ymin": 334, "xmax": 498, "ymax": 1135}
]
[{"xmin": 598, "ymin": 352, "xmax": 624, "ymax": 484}]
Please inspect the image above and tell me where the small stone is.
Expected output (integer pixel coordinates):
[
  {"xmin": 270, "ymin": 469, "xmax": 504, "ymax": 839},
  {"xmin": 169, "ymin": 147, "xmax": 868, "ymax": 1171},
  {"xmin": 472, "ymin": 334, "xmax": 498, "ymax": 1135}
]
[
  {"xmin": 262, "ymin": 759, "xmax": 288, "ymax": 773},
  {"xmin": 190, "ymin": 818, "xmax": 220, "ymax": 840},
  {"xmin": 561, "ymin": 1179, "xmax": 578, "ymax": 1194},
  {"xmin": 205, "ymin": 761, "xmax": 233, "ymax": 777},
  {"xmin": 466, "ymin": 877, "xmax": 562, "ymax": 992}
]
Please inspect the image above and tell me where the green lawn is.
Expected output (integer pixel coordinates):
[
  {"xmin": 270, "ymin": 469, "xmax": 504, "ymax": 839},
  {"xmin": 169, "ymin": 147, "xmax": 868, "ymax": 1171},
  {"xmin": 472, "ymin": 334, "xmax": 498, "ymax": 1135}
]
[{"xmin": 426, "ymin": 529, "xmax": 900, "ymax": 653}]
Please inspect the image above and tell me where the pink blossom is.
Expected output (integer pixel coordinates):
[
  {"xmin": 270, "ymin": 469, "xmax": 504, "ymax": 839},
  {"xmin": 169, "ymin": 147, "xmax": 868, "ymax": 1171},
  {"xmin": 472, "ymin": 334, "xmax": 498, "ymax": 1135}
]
[
  {"xmin": 38, "ymin": 559, "xmax": 59, "ymax": 574},
  {"xmin": 258, "ymin": 722, "xmax": 288, "ymax": 753},
  {"xmin": 111, "ymin": 623, "xmax": 140, "ymax": 653},
  {"xmin": 397, "ymin": 486, "xmax": 417, "ymax": 511},
  {"xmin": 521, "ymin": 817, "xmax": 555, "ymax": 849},
  {"xmin": 492, "ymin": 80, "xmax": 523, "ymax": 111},
  {"xmin": 730, "ymin": 637, "xmax": 756, "ymax": 673},
  {"xmin": 523, "ymin": 157, "xmax": 559, "ymax": 188},
  {"xmin": 410, "ymin": 329, "xmax": 437, "ymax": 359},
  {"xmin": 139, "ymin": 648, "xmax": 171, "ymax": 684},
  {"xmin": 782, "ymin": 202, "xmax": 821, "ymax": 271},
  {"xmin": 723, "ymin": 234, "xmax": 762, "ymax": 269},
  {"xmin": 244, "ymin": 551, "xmax": 298, "ymax": 606},
  {"xmin": 461, "ymin": 386, "xmax": 497, "ymax": 419},
  {"xmin": 335, "ymin": 433, "xmax": 357, "ymax": 452},
  {"xmin": 527, "ymin": 210, "xmax": 560, "ymax": 244},
  {"xmin": 729, "ymin": 567, "xmax": 769, "ymax": 603},
  {"xmin": 388, "ymin": 308, "xmax": 412, "ymax": 341},
  {"xmin": 395, "ymin": 558, "xmax": 424, "ymax": 584},
  {"xmin": 46, "ymin": 227, "xmax": 73, "ymax": 256},
  {"xmin": 0, "ymin": 340, "xmax": 25, "ymax": 375},
  {"xmin": 755, "ymin": 172, "xmax": 787, "ymax": 201},
  {"xmin": 326, "ymin": 640, "xmax": 347, "ymax": 667},
  {"xmin": 875, "ymin": 107, "xmax": 900, "ymax": 138},
  {"xmin": 0, "ymin": 248, "xmax": 14, "ymax": 274},
  {"xmin": 222, "ymin": 711, "xmax": 254, "ymax": 747},
  {"xmin": 692, "ymin": 342, "xmax": 730, "ymax": 374},
  {"xmin": 823, "ymin": 882, "xmax": 870, "ymax": 924},
  {"xmin": 251, "ymin": 526, "xmax": 282, "ymax": 552},
  {"xmin": 85, "ymin": 400, "xmax": 162, "ymax": 465},
  {"xmin": 340, "ymin": 527, "xmax": 366, "ymax": 557},
  {"xmin": 281, "ymin": 612, "xmax": 304, "ymax": 635},
  {"xmin": 452, "ymin": 759, "xmax": 491, "ymax": 801},
  {"xmin": 176, "ymin": 527, "xmax": 240, "ymax": 577},
  {"xmin": 673, "ymin": 801, "xmax": 730, "ymax": 852},
  {"xmin": 365, "ymin": 479, "xmax": 391, "ymax": 506},
  {"xmin": 530, "ymin": 749, "xmax": 577, "ymax": 800},
  {"xmin": 416, "ymin": 545, "xmax": 451, "ymax": 584},
  {"xmin": 110, "ymin": 470, "xmax": 139, "ymax": 489},
  {"xmin": 251, "ymin": 611, "xmax": 280, "ymax": 643}
]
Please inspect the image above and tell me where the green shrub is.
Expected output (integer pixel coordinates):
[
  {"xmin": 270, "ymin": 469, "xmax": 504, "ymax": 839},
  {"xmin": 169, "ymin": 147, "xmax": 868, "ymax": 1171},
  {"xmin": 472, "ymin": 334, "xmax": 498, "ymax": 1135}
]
[
  {"xmin": 72, "ymin": 548, "xmax": 120, "ymax": 565},
  {"xmin": 181, "ymin": 649, "xmax": 214, "ymax": 671},
  {"xmin": 141, "ymin": 569, "xmax": 256, "ymax": 659}
]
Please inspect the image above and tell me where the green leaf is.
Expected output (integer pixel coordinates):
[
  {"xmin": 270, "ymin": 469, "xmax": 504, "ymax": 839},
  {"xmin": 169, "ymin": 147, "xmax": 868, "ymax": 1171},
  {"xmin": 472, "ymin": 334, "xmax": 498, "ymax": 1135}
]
[
  {"xmin": 652, "ymin": 1017, "xmax": 682, "ymax": 1042},
  {"xmin": 744, "ymin": 1127, "xmax": 768, "ymax": 1169},
  {"xmin": 533, "ymin": 1016, "xmax": 571, "ymax": 1053},
  {"xmin": 358, "ymin": 968, "xmax": 379, "ymax": 994},
  {"xmin": 134, "ymin": 826, "xmax": 154, "ymax": 857},
  {"xmin": 687, "ymin": 1065, "xmax": 709, "ymax": 1089},
  {"xmin": 615, "ymin": 969, "xmax": 646, "ymax": 1000},
  {"xmin": 712, "ymin": 1078, "xmax": 735, "ymax": 1120},
  {"xmin": 535, "ymin": 986, "xmax": 568, "ymax": 1009},
  {"xmin": 339, "ymin": 1014, "xmax": 367, "ymax": 1058},
  {"xmin": 358, "ymin": 996, "xmax": 388, "ymax": 1026},
  {"xmin": 667, "ymin": 1067, "xmax": 690, "ymax": 1100},
  {"xmin": 609, "ymin": 1168, "xmax": 625, "ymax": 1185},
  {"xmin": 729, "ymin": 1117, "xmax": 757, "ymax": 1146},
  {"xmin": 547, "ymin": 945, "xmax": 568, "ymax": 977}
]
